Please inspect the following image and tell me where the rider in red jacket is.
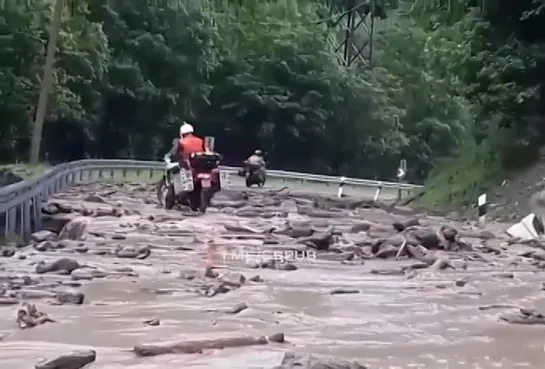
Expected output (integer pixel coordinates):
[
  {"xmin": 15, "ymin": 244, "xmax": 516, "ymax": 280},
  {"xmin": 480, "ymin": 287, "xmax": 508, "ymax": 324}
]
[{"xmin": 176, "ymin": 122, "xmax": 205, "ymax": 168}]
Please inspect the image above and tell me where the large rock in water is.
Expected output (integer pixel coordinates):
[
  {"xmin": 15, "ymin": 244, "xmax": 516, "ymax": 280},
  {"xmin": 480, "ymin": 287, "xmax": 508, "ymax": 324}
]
[{"xmin": 58, "ymin": 217, "xmax": 89, "ymax": 240}]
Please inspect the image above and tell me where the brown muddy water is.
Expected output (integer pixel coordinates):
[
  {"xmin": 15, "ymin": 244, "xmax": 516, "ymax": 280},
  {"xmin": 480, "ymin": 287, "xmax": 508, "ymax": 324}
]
[{"xmin": 1, "ymin": 182, "xmax": 545, "ymax": 368}]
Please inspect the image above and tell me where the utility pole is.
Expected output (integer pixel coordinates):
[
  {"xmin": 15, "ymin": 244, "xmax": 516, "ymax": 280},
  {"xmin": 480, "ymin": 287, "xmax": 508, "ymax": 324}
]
[{"xmin": 328, "ymin": 0, "xmax": 384, "ymax": 68}]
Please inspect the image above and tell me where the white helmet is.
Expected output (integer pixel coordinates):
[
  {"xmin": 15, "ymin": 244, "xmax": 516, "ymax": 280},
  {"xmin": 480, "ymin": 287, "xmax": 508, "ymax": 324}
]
[{"xmin": 180, "ymin": 122, "xmax": 194, "ymax": 135}]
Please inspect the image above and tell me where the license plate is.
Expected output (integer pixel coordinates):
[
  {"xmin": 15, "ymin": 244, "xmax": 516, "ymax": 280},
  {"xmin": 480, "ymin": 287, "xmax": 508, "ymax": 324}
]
[
  {"xmin": 179, "ymin": 171, "xmax": 194, "ymax": 192},
  {"xmin": 201, "ymin": 179, "xmax": 211, "ymax": 187},
  {"xmin": 173, "ymin": 174, "xmax": 184, "ymax": 194}
]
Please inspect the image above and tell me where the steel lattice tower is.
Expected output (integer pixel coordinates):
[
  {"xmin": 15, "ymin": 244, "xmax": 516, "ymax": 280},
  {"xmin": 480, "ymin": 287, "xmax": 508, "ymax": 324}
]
[{"xmin": 328, "ymin": 0, "xmax": 385, "ymax": 67}]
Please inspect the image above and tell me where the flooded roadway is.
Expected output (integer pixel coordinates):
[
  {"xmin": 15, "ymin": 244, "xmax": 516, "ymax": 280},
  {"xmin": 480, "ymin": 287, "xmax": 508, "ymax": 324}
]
[{"xmin": 1, "ymin": 181, "xmax": 545, "ymax": 368}]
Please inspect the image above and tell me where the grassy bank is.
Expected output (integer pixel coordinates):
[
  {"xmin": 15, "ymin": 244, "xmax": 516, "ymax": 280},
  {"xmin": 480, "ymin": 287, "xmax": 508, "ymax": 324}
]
[
  {"xmin": 0, "ymin": 163, "xmax": 51, "ymax": 179},
  {"xmin": 414, "ymin": 141, "xmax": 503, "ymax": 210}
]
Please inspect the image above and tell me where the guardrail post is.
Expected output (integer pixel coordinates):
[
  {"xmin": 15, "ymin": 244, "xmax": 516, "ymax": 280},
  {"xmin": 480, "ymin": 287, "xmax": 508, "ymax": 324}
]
[
  {"xmin": 47, "ymin": 181, "xmax": 54, "ymax": 198},
  {"xmin": 338, "ymin": 176, "xmax": 346, "ymax": 198},
  {"xmin": 2, "ymin": 210, "xmax": 7, "ymax": 238},
  {"xmin": 478, "ymin": 193, "xmax": 487, "ymax": 228},
  {"xmin": 2, "ymin": 211, "xmax": 6, "ymax": 239},
  {"xmin": 396, "ymin": 159, "xmax": 407, "ymax": 201},
  {"xmin": 373, "ymin": 182, "xmax": 383, "ymax": 202},
  {"xmin": 7, "ymin": 207, "xmax": 16, "ymax": 238},
  {"xmin": 22, "ymin": 200, "xmax": 31, "ymax": 241},
  {"xmin": 110, "ymin": 169, "xmax": 115, "ymax": 179},
  {"xmin": 33, "ymin": 195, "xmax": 42, "ymax": 231},
  {"xmin": 122, "ymin": 169, "xmax": 127, "ymax": 178},
  {"xmin": 149, "ymin": 169, "xmax": 153, "ymax": 180}
]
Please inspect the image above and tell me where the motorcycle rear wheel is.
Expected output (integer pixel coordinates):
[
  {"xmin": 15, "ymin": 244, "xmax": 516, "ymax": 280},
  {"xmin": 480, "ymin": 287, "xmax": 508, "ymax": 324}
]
[{"xmin": 199, "ymin": 188, "xmax": 212, "ymax": 213}]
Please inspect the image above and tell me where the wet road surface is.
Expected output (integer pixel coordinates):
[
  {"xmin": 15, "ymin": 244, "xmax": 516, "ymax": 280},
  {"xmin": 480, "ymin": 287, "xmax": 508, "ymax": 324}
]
[{"xmin": 1, "ymin": 181, "xmax": 545, "ymax": 368}]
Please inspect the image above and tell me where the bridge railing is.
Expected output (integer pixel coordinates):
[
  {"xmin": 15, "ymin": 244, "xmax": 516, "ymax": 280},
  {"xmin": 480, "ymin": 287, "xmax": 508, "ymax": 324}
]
[{"xmin": 0, "ymin": 159, "xmax": 423, "ymax": 241}]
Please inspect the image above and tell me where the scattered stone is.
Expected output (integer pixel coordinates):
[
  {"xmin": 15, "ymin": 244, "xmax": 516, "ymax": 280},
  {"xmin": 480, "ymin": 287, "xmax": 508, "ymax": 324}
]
[
  {"xmin": 133, "ymin": 333, "xmax": 284, "ymax": 356},
  {"xmin": 55, "ymin": 290, "xmax": 85, "ymax": 305},
  {"xmin": 0, "ymin": 297, "xmax": 19, "ymax": 305},
  {"xmin": 268, "ymin": 332, "xmax": 285, "ymax": 343},
  {"xmin": 224, "ymin": 302, "xmax": 248, "ymax": 314},
  {"xmin": 36, "ymin": 258, "xmax": 81, "ymax": 274},
  {"xmin": 479, "ymin": 304, "xmax": 519, "ymax": 311},
  {"xmin": 500, "ymin": 307, "xmax": 545, "ymax": 325},
  {"xmin": 1, "ymin": 249, "xmax": 15, "ymax": 257},
  {"xmin": 330, "ymin": 288, "xmax": 359, "ymax": 295},
  {"xmin": 273, "ymin": 352, "xmax": 369, "ymax": 369},
  {"xmin": 143, "ymin": 318, "xmax": 161, "ymax": 326},
  {"xmin": 115, "ymin": 245, "xmax": 151, "ymax": 259},
  {"xmin": 83, "ymin": 194, "xmax": 106, "ymax": 203},
  {"xmin": 35, "ymin": 349, "xmax": 96, "ymax": 369},
  {"xmin": 31, "ymin": 230, "xmax": 57, "ymax": 242},
  {"xmin": 34, "ymin": 240, "xmax": 55, "ymax": 252},
  {"xmin": 221, "ymin": 272, "xmax": 246, "ymax": 287},
  {"xmin": 58, "ymin": 217, "xmax": 89, "ymax": 240}
]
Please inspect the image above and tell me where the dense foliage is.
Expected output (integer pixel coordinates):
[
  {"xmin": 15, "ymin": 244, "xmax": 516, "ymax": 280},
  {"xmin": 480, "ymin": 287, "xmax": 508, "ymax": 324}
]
[{"xmin": 1, "ymin": 0, "xmax": 544, "ymax": 204}]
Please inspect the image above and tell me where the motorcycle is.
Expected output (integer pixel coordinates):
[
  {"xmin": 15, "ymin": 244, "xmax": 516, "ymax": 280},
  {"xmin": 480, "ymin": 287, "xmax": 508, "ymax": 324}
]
[
  {"xmin": 243, "ymin": 163, "xmax": 266, "ymax": 188},
  {"xmin": 157, "ymin": 152, "xmax": 224, "ymax": 213}
]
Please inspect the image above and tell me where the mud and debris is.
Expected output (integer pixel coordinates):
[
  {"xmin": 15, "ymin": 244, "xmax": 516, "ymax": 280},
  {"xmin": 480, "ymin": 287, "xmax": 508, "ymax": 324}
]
[{"xmin": 1, "ymin": 181, "xmax": 545, "ymax": 367}]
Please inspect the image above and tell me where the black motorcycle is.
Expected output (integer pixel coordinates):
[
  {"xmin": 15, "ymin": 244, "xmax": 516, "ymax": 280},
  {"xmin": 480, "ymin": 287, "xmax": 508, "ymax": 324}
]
[
  {"xmin": 238, "ymin": 163, "xmax": 265, "ymax": 188},
  {"xmin": 157, "ymin": 152, "xmax": 223, "ymax": 213}
]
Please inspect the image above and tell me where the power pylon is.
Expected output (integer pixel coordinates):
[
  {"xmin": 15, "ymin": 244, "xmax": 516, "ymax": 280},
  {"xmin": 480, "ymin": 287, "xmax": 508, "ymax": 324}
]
[{"xmin": 327, "ymin": 0, "xmax": 385, "ymax": 67}]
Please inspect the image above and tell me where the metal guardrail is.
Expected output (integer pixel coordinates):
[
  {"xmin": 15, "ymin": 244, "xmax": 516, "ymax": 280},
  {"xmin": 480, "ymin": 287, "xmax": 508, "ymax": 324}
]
[{"xmin": 0, "ymin": 159, "xmax": 423, "ymax": 241}]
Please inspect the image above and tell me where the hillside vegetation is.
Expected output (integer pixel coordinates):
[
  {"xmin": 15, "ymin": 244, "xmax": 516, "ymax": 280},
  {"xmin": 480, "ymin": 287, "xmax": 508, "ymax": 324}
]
[{"xmin": 1, "ymin": 0, "xmax": 544, "ymax": 207}]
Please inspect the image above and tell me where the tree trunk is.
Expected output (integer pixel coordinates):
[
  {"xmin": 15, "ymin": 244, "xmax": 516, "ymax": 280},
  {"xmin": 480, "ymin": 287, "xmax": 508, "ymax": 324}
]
[{"xmin": 30, "ymin": 0, "xmax": 64, "ymax": 164}]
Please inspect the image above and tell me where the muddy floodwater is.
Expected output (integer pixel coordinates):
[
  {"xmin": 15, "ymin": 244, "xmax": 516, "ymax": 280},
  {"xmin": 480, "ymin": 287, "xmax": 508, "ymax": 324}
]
[{"xmin": 1, "ymin": 181, "xmax": 545, "ymax": 368}]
